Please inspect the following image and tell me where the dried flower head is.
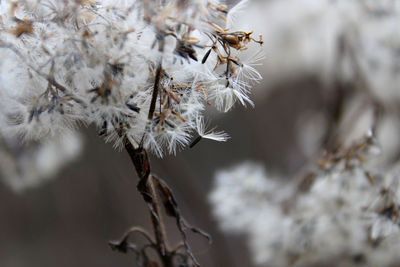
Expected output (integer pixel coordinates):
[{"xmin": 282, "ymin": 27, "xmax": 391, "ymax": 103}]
[{"xmin": 0, "ymin": 0, "xmax": 263, "ymax": 157}]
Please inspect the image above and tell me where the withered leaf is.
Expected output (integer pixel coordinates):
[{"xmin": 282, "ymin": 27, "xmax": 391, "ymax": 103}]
[{"xmin": 152, "ymin": 176, "xmax": 212, "ymax": 267}]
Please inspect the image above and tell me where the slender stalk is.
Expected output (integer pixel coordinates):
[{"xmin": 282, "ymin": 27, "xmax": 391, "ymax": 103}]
[
  {"xmin": 123, "ymin": 139, "xmax": 173, "ymax": 266},
  {"xmin": 148, "ymin": 63, "xmax": 162, "ymax": 121},
  {"xmin": 147, "ymin": 175, "xmax": 174, "ymax": 266}
]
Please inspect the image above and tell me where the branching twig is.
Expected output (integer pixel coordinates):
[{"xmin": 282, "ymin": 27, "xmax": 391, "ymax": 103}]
[
  {"xmin": 111, "ymin": 136, "xmax": 209, "ymax": 266},
  {"xmin": 122, "ymin": 140, "xmax": 172, "ymax": 266}
]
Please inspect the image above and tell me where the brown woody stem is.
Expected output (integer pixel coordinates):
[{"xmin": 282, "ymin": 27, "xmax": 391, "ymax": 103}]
[
  {"xmin": 148, "ymin": 62, "xmax": 162, "ymax": 121},
  {"xmin": 124, "ymin": 139, "xmax": 173, "ymax": 266}
]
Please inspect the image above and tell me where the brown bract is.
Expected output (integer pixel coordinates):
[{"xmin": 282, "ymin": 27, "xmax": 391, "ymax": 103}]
[{"xmin": 12, "ymin": 20, "xmax": 33, "ymax": 38}]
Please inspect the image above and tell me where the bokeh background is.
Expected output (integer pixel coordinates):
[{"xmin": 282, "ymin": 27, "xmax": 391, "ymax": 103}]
[{"xmin": 2, "ymin": 0, "xmax": 400, "ymax": 266}]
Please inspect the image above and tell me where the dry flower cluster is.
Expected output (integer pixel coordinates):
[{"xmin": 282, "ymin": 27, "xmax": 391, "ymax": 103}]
[
  {"xmin": 210, "ymin": 1, "xmax": 400, "ymax": 266},
  {"xmin": 0, "ymin": 0, "xmax": 262, "ymax": 158},
  {"xmin": 210, "ymin": 135, "xmax": 400, "ymax": 267}
]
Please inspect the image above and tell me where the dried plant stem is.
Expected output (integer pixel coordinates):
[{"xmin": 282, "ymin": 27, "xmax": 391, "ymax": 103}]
[
  {"xmin": 124, "ymin": 139, "xmax": 174, "ymax": 267},
  {"xmin": 148, "ymin": 62, "xmax": 162, "ymax": 121},
  {"xmin": 111, "ymin": 61, "xmax": 209, "ymax": 266},
  {"xmin": 147, "ymin": 175, "xmax": 174, "ymax": 266}
]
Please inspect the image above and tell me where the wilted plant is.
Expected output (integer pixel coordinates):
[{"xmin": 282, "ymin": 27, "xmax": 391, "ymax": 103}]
[{"xmin": 0, "ymin": 0, "xmax": 262, "ymax": 266}]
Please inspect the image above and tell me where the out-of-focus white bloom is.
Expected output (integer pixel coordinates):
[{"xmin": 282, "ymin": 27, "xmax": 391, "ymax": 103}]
[
  {"xmin": 210, "ymin": 162, "xmax": 286, "ymax": 232},
  {"xmin": 0, "ymin": 131, "xmax": 82, "ymax": 192},
  {"xmin": 244, "ymin": 0, "xmax": 400, "ymax": 101},
  {"xmin": 210, "ymin": 149, "xmax": 400, "ymax": 266},
  {"xmin": 0, "ymin": 0, "xmax": 263, "ymax": 157}
]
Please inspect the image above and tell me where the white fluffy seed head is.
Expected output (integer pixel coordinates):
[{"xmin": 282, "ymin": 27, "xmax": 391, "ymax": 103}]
[{"xmin": 0, "ymin": 0, "xmax": 263, "ymax": 157}]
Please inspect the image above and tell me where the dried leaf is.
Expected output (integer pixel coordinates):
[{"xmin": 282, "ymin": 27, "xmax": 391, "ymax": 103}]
[{"xmin": 153, "ymin": 176, "xmax": 212, "ymax": 267}]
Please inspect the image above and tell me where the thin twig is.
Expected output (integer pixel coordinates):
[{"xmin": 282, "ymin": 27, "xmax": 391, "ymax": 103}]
[
  {"xmin": 148, "ymin": 62, "xmax": 163, "ymax": 120},
  {"xmin": 123, "ymin": 138, "xmax": 173, "ymax": 266},
  {"xmin": 122, "ymin": 226, "xmax": 156, "ymax": 245}
]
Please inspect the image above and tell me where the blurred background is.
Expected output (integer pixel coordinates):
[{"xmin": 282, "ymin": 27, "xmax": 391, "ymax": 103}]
[{"xmin": 2, "ymin": 0, "xmax": 400, "ymax": 266}]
